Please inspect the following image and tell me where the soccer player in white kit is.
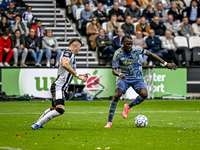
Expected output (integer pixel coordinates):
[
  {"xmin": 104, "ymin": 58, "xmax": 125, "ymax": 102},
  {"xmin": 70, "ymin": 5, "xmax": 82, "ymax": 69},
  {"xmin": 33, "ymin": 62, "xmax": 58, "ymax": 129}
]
[{"xmin": 31, "ymin": 38, "xmax": 90, "ymax": 130}]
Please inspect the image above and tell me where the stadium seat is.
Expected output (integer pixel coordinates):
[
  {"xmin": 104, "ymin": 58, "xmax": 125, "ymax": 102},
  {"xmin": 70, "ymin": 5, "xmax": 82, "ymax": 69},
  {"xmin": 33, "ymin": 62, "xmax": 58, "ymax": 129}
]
[
  {"xmin": 174, "ymin": 36, "xmax": 191, "ymax": 61},
  {"xmin": 106, "ymin": 8, "xmax": 111, "ymax": 15},
  {"xmin": 119, "ymin": 6, "xmax": 126, "ymax": 13},
  {"xmin": 133, "ymin": 22, "xmax": 139, "ymax": 33},
  {"xmin": 189, "ymin": 37, "xmax": 200, "ymax": 62},
  {"xmin": 174, "ymin": 36, "xmax": 188, "ymax": 47},
  {"xmin": 119, "ymin": 22, "xmax": 124, "ymax": 28},
  {"xmin": 102, "ymin": 22, "xmax": 107, "ymax": 32},
  {"xmin": 76, "ymin": 8, "xmax": 84, "ymax": 20}
]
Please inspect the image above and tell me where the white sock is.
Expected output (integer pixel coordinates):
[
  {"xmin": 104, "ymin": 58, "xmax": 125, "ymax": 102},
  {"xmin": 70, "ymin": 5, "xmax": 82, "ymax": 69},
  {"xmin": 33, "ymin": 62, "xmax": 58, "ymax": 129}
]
[
  {"xmin": 36, "ymin": 110, "xmax": 61, "ymax": 126},
  {"xmin": 37, "ymin": 108, "xmax": 52, "ymax": 122}
]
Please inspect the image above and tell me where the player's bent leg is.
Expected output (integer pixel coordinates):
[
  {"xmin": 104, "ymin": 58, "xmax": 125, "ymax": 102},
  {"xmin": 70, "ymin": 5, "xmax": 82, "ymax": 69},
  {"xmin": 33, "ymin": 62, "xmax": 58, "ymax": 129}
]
[
  {"xmin": 31, "ymin": 100, "xmax": 65, "ymax": 130},
  {"xmin": 105, "ymin": 88, "xmax": 123, "ymax": 128},
  {"xmin": 128, "ymin": 88, "xmax": 148, "ymax": 108}
]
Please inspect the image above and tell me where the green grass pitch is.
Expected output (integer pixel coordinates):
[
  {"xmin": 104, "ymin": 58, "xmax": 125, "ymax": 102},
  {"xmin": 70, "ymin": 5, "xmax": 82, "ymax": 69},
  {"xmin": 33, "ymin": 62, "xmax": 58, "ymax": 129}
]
[{"xmin": 0, "ymin": 100, "xmax": 199, "ymax": 150}]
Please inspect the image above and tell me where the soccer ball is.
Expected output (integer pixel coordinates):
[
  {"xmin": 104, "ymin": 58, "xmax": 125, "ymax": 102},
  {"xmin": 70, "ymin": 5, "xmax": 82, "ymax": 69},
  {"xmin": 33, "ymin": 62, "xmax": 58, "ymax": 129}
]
[{"xmin": 134, "ymin": 115, "xmax": 148, "ymax": 127}]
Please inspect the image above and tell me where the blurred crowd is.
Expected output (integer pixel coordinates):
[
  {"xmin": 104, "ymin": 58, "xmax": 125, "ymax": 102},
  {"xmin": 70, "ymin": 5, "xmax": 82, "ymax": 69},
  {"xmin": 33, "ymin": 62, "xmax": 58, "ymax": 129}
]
[
  {"xmin": 69, "ymin": 0, "xmax": 200, "ymax": 66},
  {"xmin": 0, "ymin": 0, "xmax": 61, "ymax": 67}
]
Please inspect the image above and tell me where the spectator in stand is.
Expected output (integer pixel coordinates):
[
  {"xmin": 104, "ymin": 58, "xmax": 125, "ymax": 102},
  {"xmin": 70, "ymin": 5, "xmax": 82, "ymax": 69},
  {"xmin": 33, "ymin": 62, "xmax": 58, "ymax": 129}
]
[
  {"xmin": 146, "ymin": 29, "xmax": 168, "ymax": 66},
  {"xmin": 124, "ymin": 1, "xmax": 141, "ymax": 23},
  {"xmin": 25, "ymin": 28, "xmax": 43, "ymax": 67},
  {"xmin": 86, "ymin": 16, "xmax": 102, "ymax": 50},
  {"xmin": 93, "ymin": 2, "xmax": 109, "ymax": 25},
  {"xmin": 114, "ymin": 0, "xmax": 127, "ymax": 7},
  {"xmin": 31, "ymin": 20, "xmax": 46, "ymax": 38},
  {"xmin": 79, "ymin": 3, "xmax": 94, "ymax": 30},
  {"xmin": 96, "ymin": 28, "xmax": 116, "ymax": 66},
  {"xmin": 172, "ymin": 0, "xmax": 186, "ymax": 10},
  {"xmin": 142, "ymin": 4, "xmax": 155, "ymax": 23},
  {"xmin": 42, "ymin": 29, "xmax": 62, "ymax": 67},
  {"xmin": 0, "ymin": 31, "xmax": 13, "ymax": 67},
  {"xmin": 133, "ymin": 31, "xmax": 148, "ymax": 64},
  {"xmin": 192, "ymin": 17, "xmax": 200, "ymax": 36},
  {"xmin": 164, "ymin": 14, "xmax": 181, "ymax": 36},
  {"xmin": 83, "ymin": 0, "xmax": 98, "ymax": 7},
  {"xmin": 11, "ymin": 29, "xmax": 27, "ymax": 67},
  {"xmin": 15, "ymin": 0, "xmax": 26, "ymax": 10},
  {"xmin": 113, "ymin": 28, "xmax": 124, "ymax": 50},
  {"xmin": 0, "ymin": 0, "xmax": 13, "ymax": 9},
  {"xmin": 22, "ymin": 6, "xmax": 35, "ymax": 28},
  {"xmin": 150, "ymin": 16, "xmax": 166, "ymax": 36},
  {"xmin": 109, "ymin": 2, "xmax": 125, "ymax": 22},
  {"xmin": 5, "ymin": 2, "xmax": 19, "ymax": 25},
  {"xmin": 136, "ymin": 17, "xmax": 151, "ymax": 37},
  {"xmin": 180, "ymin": 17, "xmax": 194, "ymax": 38},
  {"xmin": 168, "ymin": 1, "xmax": 182, "ymax": 21},
  {"xmin": 133, "ymin": 31, "xmax": 147, "ymax": 48},
  {"xmin": 107, "ymin": 14, "xmax": 120, "ymax": 40},
  {"xmin": 155, "ymin": 0, "xmax": 171, "ymax": 9},
  {"xmin": 154, "ymin": 2, "xmax": 167, "ymax": 23},
  {"xmin": 161, "ymin": 30, "xmax": 179, "ymax": 66},
  {"xmin": 100, "ymin": 0, "xmax": 113, "ymax": 10},
  {"xmin": 183, "ymin": 0, "xmax": 200, "ymax": 24},
  {"xmin": 0, "ymin": 16, "xmax": 12, "ymax": 36},
  {"xmin": 142, "ymin": 0, "xmax": 156, "ymax": 8},
  {"xmin": 11, "ymin": 15, "xmax": 29, "ymax": 36},
  {"xmin": 121, "ymin": 15, "xmax": 135, "ymax": 36},
  {"xmin": 70, "ymin": 0, "xmax": 84, "ymax": 19}
]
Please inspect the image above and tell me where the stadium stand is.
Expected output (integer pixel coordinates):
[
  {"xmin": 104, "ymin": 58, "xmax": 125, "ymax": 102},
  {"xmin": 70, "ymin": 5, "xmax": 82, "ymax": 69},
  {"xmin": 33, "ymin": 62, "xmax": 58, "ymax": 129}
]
[{"xmin": 0, "ymin": 0, "xmax": 98, "ymax": 67}]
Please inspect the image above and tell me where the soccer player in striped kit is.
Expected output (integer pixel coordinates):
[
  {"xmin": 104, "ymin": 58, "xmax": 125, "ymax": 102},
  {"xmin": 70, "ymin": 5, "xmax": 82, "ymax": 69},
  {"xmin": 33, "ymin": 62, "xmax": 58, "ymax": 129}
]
[{"xmin": 31, "ymin": 38, "xmax": 90, "ymax": 130}]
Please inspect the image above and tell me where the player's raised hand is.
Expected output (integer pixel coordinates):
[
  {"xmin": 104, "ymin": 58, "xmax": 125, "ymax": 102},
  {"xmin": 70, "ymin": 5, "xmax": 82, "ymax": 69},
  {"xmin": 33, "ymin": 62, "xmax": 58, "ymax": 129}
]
[
  {"xmin": 166, "ymin": 63, "xmax": 177, "ymax": 70},
  {"xmin": 120, "ymin": 73, "xmax": 126, "ymax": 80},
  {"xmin": 78, "ymin": 75, "xmax": 88, "ymax": 83},
  {"xmin": 81, "ymin": 73, "xmax": 90, "ymax": 78}
]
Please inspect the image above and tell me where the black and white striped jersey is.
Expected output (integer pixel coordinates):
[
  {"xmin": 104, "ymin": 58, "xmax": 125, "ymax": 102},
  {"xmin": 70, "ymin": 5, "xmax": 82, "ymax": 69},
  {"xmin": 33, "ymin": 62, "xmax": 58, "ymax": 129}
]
[{"xmin": 55, "ymin": 49, "xmax": 76, "ymax": 92}]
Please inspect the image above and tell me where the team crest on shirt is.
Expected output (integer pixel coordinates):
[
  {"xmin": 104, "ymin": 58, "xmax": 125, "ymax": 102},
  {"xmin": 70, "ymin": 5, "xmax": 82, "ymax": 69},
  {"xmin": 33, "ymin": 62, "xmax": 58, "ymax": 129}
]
[{"xmin": 64, "ymin": 53, "xmax": 70, "ymax": 57}]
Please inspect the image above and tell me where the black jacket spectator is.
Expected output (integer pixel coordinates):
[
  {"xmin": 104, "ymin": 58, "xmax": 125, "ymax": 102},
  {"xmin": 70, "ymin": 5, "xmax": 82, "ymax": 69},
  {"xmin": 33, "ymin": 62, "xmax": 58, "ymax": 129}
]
[
  {"xmin": 124, "ymin": 6, "xmax": 141, "ymax": 20},
  {"xmin": 146, "ymin": 36, "xmax": 162, "ymax": 51},
  {"xmin": 121, "ymin": 23, "xmax": 135, "ymax": 35},
  {"xmin": 182, "ymin": 6, "xmax": 200, "ymax": 24},
  {"xmin": 96, "ymin": 35, "xmax": 113, "ymax": 51},
  {"xmin": 150, "ymin": 21, "xmax": 166, "ymax": 36},
  {"xmin": 25, "ymin": 35, "xmax": 40, "ymax": 50},
  {"xmin": 168, "ymin": 8, "xmax": 182, "ymax": 21},
  {"xmin": 93, "ymin": 9, "xmax": 109, "ymax": 24},
  {"xmin": 109, "ymin": 8, "xmax": 125, "ymax": 21},
  {"xmin": 142, "ymin": 8, "xmax": 155, "ymax": 23}
]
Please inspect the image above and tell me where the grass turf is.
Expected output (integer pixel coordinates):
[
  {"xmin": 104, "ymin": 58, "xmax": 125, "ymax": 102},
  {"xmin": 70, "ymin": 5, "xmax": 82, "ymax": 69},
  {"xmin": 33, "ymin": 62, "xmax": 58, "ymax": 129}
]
[{"xmin": 0, "ymin": 100, "xmax": 199, "ymax": 150}]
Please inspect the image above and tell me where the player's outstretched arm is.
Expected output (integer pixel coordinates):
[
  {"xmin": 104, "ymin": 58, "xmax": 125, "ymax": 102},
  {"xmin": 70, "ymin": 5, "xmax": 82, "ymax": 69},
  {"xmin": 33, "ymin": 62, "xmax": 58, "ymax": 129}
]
[
  {"xmin": 112, "ymin": 68, "xmax": 125, "ymax": 80},
  {"xmin": 62, "ymin": 57, "xmax": 89, "ymax": 82},
  {"xmin": 145, "ymin": 50, "xmax": 177, "ymax": 70}
]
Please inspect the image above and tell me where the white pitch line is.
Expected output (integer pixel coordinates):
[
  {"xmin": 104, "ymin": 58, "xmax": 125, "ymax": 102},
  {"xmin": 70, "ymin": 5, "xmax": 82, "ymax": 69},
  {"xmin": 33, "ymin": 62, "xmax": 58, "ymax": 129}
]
[
  {"xmin": 0, "ymin": 147, "xmax": 24, "ymax": 150},
  {"xmin": 0, "ymin": 111, "xmax": 200, "ymax": 115}
]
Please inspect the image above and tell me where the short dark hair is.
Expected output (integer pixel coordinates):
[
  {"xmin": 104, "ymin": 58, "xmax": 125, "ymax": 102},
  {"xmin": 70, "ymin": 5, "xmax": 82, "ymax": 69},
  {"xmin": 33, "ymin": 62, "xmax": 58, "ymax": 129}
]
[
  {"xmin": 26, "ymin": 6, "xmax": 32, "ymax": 10},
  {"xmin": 15, "ymin": 29, "xmax": 21, "ymax": 33},
  {"xmin": 69, "ymin": 38, "xmax": 82, "ymax": 45},
  {"xmin": 15, "ymin": 14, "xmax": 21, "ymax": 18},
  {"xmin": 182, "ymin": 16, "xmax": 188, "ymax": 20},
  {"xmin": 84, "ymin": 2, "xmax": 89, "ymax": 6},
  {"xmin": 36, "ymin": 19, "xmax": 42, "ymax": 23},
  {"xmin": 2, "ymin": 31, "xmax": 9, "ymax": 36},
  {"xmin": 122, "ymin": 35, "xmax": 132, "ymax": 43}
]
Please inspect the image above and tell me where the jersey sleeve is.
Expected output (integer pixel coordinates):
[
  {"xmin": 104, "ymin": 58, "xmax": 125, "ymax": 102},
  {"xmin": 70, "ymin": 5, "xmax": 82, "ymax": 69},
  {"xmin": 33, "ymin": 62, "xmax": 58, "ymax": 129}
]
[
  {"xmin": 112, "ymin": 50, "xmax": 120, "ymax": 68},
  {"xmin": 63, "ymin": 50, "xmax": 72, "ymax": 58},
  {"xmin": 136, "ymin": 46, "xmax": 146, "ymax": 55}
]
